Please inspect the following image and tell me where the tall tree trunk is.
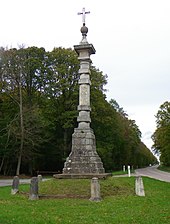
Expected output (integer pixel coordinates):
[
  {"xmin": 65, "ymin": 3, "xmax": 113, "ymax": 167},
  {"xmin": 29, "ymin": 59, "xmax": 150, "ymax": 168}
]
[
  {"xmin": 0, "ymin": 156, "xmax": 5, "ymax": 173},
  {"xmin": 16, "ymin": 77, "xmax": 24, "ymax": 176}
]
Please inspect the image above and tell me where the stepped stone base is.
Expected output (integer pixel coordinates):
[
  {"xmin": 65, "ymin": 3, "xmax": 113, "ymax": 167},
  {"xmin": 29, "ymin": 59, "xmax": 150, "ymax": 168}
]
[
  {"xmin": 53, "ymin": 173, "xmax": 112, "ymax": 179},
  {"xmin": 62, "ymin": 128, "xmax": 105, "ymax": 175}
]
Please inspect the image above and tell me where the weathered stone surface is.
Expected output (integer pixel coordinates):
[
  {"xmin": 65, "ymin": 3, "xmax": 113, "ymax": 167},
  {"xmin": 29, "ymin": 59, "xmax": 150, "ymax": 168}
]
[
  {"xmin": 60, "ymin": 20, "xmax": 105, "ymax": 176},
  {"xmin": 29, "ymin": 177, "xmax": 39, "ymax": 200},
  {"xmin": 63, "ymin": 128, "xmax": 105, "ymax": 174},
  {"xmin": 38, "ymin": 174, "xmax": 42, "ymax": 182},
  {"xmin": 78, "ymin": 105, "xmax": 91, "ymax": 111},
  {"xmin": 135, "ymin": 176, "xmax": 145, "ymax": 196},
  {"xmin": 74, "ymin": 44, "xmax": 96, "ymax": 55},
  {"xmin": 11, "ymin": 176, "xmax": 19, "ymax": 195},
  {"xmin": 90, "ymin": 177, "xmax": 101, "ymax": 201},
  {"xmin": 54, "ymin": 173, "xmax": 111, "ymax": 179}
]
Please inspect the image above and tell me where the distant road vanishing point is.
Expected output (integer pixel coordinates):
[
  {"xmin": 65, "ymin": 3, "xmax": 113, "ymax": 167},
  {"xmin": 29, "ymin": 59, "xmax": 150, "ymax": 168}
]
[{"xmin": 135, "ymin": 165, "xmax": 170, "ymax": 183}]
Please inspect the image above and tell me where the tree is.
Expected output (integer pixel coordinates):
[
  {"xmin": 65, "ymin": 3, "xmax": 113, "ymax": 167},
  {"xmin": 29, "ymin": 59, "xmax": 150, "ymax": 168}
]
[
  {"xmin": 0, "ymin": 48, "xmax": 25, "ymax": 175},
  {"xmin": 0, "ymin": 46, "xmax": 157, "ymax": 175},
  {"xmin": 0, "ymin": 47, "xmax": 49, "ymax": 175},
  {"xmin": 152, "ymin": 101, "xmax": 170, "ymax": 166}
]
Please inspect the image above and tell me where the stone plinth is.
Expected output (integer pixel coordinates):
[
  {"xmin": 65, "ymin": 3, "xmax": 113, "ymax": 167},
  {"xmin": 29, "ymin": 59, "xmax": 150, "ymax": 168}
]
[
  {"xmin": 54, "ymin": 173, "xmax": 111, "ymax": 179},
  {"xmin": 63, "ymin": 128, "xmax": 104, "ymax": 174}
]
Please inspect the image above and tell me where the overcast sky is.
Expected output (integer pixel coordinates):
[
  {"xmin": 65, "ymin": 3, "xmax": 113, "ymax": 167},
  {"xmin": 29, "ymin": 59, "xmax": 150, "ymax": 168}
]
[{"xmin": 1, "ymin": 0, "xmax": 170, "ymax": 150}]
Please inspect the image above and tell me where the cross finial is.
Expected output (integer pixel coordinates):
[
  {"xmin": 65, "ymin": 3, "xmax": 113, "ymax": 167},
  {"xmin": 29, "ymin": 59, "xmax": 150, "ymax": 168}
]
[{"xmin": 77, "ymin": 7, "xmax": 90, "ymax": 25}]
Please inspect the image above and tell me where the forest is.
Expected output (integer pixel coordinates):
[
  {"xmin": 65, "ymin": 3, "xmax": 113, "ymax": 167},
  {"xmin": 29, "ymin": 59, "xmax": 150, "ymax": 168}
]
[
  {"xmin": 0, "ymin": 46, "xmax": 157, "ymax": 176},
  {"xmin": 152, "ymin": 101, "xmax": 170, "ymax": 167}
]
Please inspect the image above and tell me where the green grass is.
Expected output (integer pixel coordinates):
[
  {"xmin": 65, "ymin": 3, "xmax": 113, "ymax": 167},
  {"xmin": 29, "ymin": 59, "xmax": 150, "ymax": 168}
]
[
  {"xmin": 0, "ymin": 177, "xmax": 170, "ymax": 224},
  {"xmin": 158, "ymin": 165, "xmax": 170, "ymax": 173},
  {"xmin": 39, "ymin": 178, "xmax": 134, "ymax": 198},
  {"xmin": 112, "ymin": 170, "xmax": 127, "ymax": 175},
  {"xmin": 111, "ymin": 169, "xmax": 134, "ymax": 176}
]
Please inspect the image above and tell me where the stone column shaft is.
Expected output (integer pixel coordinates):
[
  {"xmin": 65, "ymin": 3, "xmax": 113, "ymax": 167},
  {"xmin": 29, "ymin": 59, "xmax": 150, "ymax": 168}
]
[{"xmin": 77, "ymin": 51, "xmax": 92, "ymax": 129}]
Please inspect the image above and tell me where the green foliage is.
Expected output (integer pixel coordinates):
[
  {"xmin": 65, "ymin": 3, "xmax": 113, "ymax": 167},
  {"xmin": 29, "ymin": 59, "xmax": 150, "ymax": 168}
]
[
  {"xmin": 152, "ymin": 101, "xmax": 170, "ymax": 166},
  {"xmin": 0, "ymin": 46, "xmax": 157, "ymax": 175},
  {"xmin": 92, "ymin": 97, "xmax": 156, "ymax": 170},
  {"xmin": 158, "ymin": 165, "xmax": 170, "ymax": 173}
]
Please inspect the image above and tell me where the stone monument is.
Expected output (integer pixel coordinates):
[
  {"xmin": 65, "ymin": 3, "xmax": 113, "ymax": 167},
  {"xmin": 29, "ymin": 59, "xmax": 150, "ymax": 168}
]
[
  {"xmin": 135, "ymin": 176, "xmax": 145, "ymax": 196},
  {"xmin": 29, "ymin": 177, "xmax": 39, "ymax": 200},
  {"xmin": 11, "ymin": 176, "xmax": 19, "ymax": 195},
  {"xmin": 90, "ymin": 177, "xmax": 101, "ymax": 201},
  {"xmin": 54, "ymin": 8, "xmax": 109, "ymax": 179}
]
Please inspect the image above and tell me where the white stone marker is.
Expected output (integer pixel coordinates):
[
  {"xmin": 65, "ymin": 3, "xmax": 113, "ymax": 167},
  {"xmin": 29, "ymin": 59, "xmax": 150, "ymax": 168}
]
[
  {"xmin": 90, "ymin": 177, "xmax": 101, "ymax": 202},
  {"xmin": 135, "ymin": 176, "xmax": 145, "ymax": 196},
  {"xmin": 38, "ymin": 174, "xmax": 42, "ymax": 182},
  {"xmin": 29, "ymin": 177, "xmax": 39, "ymax": 200},
  {"xmin": 123, "ymin": 165, "xmax": 125, "ymax": 172},
  {"xmin": 11, "ymin": 176, "xmax": 19, "ymax": 195},
  {"xmin": 127, "ymin": 165, "xmax": 131, "ymax": 177}
]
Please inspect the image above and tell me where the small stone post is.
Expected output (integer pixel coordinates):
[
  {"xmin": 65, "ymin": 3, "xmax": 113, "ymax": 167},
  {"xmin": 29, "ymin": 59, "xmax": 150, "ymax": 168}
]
[
  {"xmin": 128, "ymin": 165, "xmax": 131, "ymax": 177},
  {"xmin": 90, "ymin": 177, "xmax": 101, "ymax": 202},
  {"xmin": 29, "ymin": 177, "xmax": 39, "ymax": 200},
  {"xmin": 38, "ymin": 174, "xmax": 42, "ymax": 182},
  {"xmin": 135, "ymin": 176, "xmax": 145, "ymax": 196},
  {"xmin": 11, "ymin": 176, "xmax": 19, "ymax": 195},
  {"xmin": 123, "ymin": 165, "xmax": 125, "ymax": 172}
]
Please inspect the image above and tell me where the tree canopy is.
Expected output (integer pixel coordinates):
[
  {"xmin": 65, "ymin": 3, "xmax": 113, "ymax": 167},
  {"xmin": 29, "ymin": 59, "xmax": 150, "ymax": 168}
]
[
  {"xmin": 152, "ymin": 101, "xmax": 170, "ymax": 166},
  {"xmin": 0, "ymin": 46, "xmax": 157, "ymax": 175}
]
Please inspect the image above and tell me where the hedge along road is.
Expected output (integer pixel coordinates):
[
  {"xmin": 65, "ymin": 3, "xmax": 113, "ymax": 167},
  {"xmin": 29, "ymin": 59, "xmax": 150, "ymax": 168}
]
[{"xmin": 135, "ymin": 165, "xmax": 170, "ymax": 183}]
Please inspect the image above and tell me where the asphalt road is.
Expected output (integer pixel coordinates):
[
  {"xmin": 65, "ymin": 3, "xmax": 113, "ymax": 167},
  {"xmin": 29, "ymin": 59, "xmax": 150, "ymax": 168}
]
[
  {"xmin": 135, "ymin": 165, "xmax": 170, "ymax": 183},
  {"xmin": 0, "ymin": 166, "xmax": 170, "ymax": 186},
  {"xmin": 0, "ymin": 179, "xmax": 31, "ymax": 187}
]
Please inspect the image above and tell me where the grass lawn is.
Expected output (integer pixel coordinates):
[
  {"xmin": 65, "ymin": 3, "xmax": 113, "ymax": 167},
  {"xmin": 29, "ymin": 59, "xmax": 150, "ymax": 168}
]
[
  {"xmin": 112, "ymin": 170, "xmax": 128, "ymax": 176},
  {"xmin": 112, "ymin": 169, "xmax": 134, "ymax": 176},
  {"xmin": 0, "ymin": 177, "xmax": 170, "ymax": 224}
]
